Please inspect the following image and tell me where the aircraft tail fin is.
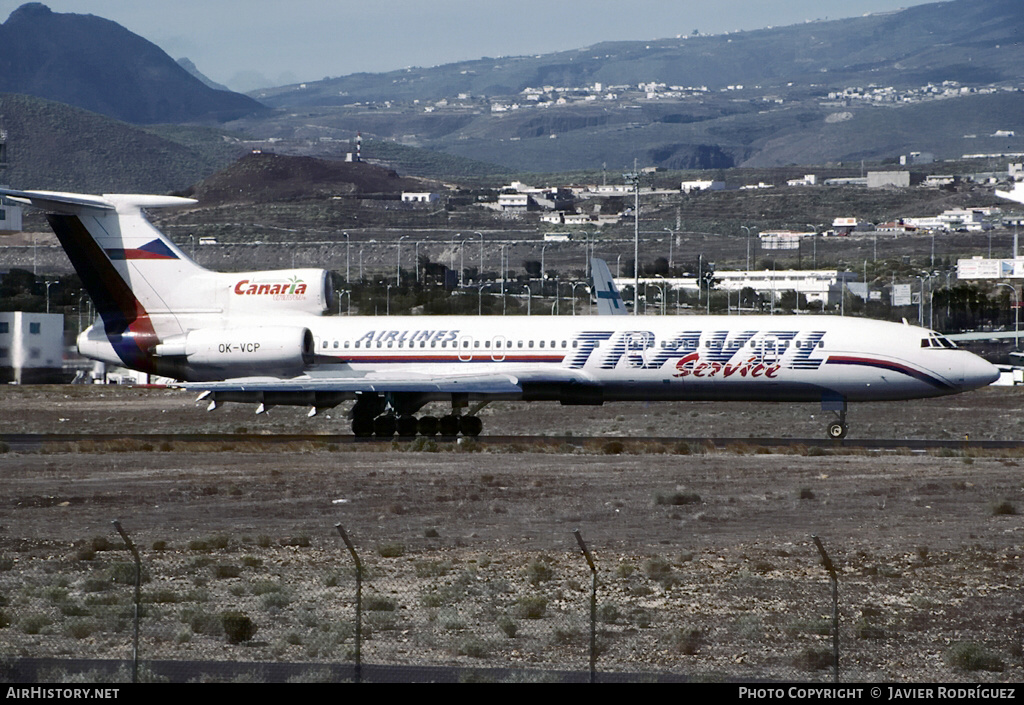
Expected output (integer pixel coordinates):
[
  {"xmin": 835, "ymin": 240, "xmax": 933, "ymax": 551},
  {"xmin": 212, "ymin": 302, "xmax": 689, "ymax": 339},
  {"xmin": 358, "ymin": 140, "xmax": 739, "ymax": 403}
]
[
  {"xmin": 591, "ymin": 257, "xmax": 628, "ymax": 315},
  {"xmin": 1, "ymin": 188, "xmax": 203, "ymax": 366}
]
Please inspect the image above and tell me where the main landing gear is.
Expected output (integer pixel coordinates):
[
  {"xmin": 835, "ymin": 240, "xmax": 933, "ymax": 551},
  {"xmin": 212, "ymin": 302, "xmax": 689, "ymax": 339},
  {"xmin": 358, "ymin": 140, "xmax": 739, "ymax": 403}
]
[
  {"xmin": 349, "ymin": 394, "xmax": 484, "ymax": 438},
  {"xmin": 352, "ymin": 413, "xmax": 483, "ymax": 438}
]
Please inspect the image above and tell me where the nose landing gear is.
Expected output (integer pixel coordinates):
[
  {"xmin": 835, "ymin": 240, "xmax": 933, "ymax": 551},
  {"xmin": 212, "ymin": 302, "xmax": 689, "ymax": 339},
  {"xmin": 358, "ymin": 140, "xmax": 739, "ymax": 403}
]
[{"xmin": 822, "ymin": 397, "xmax": 848, "ymax": 440}]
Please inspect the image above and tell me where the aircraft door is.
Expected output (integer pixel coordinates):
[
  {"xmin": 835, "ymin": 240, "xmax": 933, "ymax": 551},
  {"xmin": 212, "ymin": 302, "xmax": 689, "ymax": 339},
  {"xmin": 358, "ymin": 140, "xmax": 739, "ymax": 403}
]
[
  {"xmin": 625, "ymin": 331, "xmax": 654, "ymax": 368},
  {"xmin": 458, "ymin": 335, "xmax": 474, "ymax": 362},
  {"xmin": 761, "ymin": 334, "xmax": 781, "ymax": 366},
  {"xmin": 491, "ymin": 335, "xmax": 508, "ymax": 362}
]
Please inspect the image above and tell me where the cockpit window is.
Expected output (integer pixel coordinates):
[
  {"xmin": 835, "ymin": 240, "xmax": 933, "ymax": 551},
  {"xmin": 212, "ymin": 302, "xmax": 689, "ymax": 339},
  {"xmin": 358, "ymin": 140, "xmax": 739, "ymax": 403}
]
[{"xmin": 921, "ymin": 333, "xmax": 958, "ymax": 349}]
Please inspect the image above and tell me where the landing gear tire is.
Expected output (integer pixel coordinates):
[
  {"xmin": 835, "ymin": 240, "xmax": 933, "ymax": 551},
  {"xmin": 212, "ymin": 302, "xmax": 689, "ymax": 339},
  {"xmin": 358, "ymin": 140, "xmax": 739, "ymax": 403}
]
[
  {"xmin": 396, "ymin": 415, "xmax": 418, "ymax": 437},
  {"xmin": 827, "ymin": 422, "xmax": 848, "ymax": 440},
  {"xmin": 459, "ymin": 415, "xmax": 483, "ymax": 437},
  {"xmin": 438, "ymin": 414, "xmax": 460, "ymax": 437},
  {"xmin": 373, "ymin": 415, "xmax": 397, "ymax": 437},
  {"xmin": 417, "ymin": 415, "xmax": 439, "ymax": 436},
  {"xmin": 352, "ymin": 417, "xmax": 375, "ymax": 438}
]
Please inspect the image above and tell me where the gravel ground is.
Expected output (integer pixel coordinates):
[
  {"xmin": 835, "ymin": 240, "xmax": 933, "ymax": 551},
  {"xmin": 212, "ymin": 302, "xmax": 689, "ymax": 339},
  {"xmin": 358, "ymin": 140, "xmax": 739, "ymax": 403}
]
[{"xmin": 1, "ymin": 384, "xmax": 1022, "ymax": 683}]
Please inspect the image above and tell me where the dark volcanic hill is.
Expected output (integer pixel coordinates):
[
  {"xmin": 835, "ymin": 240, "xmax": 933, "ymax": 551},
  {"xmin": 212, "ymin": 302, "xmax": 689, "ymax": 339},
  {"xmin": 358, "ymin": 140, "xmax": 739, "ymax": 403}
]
[
  {"xmin": 0, "ymin": 3, "xmax": 265, "ymax": 124},
  {"xmin": 181, "ymin": 152, "xmax": 431, "ymax": 205}
]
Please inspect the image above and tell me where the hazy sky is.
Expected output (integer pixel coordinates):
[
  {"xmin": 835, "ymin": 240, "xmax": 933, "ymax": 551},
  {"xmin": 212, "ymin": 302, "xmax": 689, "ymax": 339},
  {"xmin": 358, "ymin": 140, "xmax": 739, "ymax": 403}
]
[{"xmin": 2, "ymin": 0, "xmax": 939, "ymax": 90}]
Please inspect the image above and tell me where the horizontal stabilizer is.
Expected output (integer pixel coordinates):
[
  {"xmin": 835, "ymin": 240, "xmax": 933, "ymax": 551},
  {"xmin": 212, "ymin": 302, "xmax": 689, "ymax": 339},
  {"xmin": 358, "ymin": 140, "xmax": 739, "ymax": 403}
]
[{"xmin": 0, "ymin": 188, "xmax": 196, "ymax": 214}]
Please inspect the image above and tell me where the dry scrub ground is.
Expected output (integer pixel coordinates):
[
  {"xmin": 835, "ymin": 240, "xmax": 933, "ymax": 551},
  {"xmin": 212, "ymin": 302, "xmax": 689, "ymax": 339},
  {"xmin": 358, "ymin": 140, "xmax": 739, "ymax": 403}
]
[{"xmin": 1, "ymin": 385, "xmax": 1023, "ymax": 682}]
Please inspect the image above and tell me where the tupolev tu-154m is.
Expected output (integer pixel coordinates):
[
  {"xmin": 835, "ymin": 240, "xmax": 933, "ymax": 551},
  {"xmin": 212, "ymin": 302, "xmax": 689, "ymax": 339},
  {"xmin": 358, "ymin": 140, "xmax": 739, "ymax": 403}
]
[{"xmin": 2, "ymin": 188, "xmax": 999, "ymax": 439}]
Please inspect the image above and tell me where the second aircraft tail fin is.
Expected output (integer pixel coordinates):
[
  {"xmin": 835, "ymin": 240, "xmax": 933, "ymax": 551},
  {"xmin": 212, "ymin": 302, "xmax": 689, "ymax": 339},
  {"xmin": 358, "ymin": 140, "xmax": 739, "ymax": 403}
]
[{"xmin": 590, "ymin": 258, "xmax": 628, "ymax": 315}]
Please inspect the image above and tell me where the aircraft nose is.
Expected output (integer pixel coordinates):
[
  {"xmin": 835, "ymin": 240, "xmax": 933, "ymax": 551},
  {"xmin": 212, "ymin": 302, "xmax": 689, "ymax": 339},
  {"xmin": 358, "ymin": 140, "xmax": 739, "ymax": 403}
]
[{"xmin": 961, "ymin": 353, "xmax": 1000, "ymax": 390}]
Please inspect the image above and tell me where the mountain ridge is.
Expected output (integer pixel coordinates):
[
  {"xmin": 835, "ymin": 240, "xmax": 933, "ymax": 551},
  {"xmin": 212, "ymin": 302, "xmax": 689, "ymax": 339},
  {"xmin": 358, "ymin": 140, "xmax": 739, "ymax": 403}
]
[{"xmin": 0, "ymin": 3, "xmax": 266, "ymax": 124}]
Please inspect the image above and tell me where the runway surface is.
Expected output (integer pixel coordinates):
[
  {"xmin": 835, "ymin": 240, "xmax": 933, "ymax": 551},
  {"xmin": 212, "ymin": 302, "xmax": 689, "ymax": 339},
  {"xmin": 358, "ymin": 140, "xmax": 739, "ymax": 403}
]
[{"xmin": 2, "ymin": 431, "xmax": 1019, "ymax": 453}]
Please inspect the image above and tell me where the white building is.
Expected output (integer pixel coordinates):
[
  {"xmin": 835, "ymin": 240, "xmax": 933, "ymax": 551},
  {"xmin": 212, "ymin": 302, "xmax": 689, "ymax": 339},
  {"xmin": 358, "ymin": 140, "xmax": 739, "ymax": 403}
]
[
  {"xmin": 614, "ymin": 270, "xmax": 859, "ymax": 307},
  {"xmin": 786, "ymin": 174, "xmax": 817, "ymax": 186},
  {"xmin": 867, "ymin": 171, "xmax": 910, "ymax": 188},
  {"xmin": 0, "ymin": 312, "xmax": 65, "ymax": 384},
  {"xmin": 401, "ymin": 192, "xmax": 440, "ymax": 204},
  {"xmin": 497, "ymin": 192, "xmax": 530, "ymax": 211},
  {"xmin": 680, "ymin": 180, "xmax": 725, "ymax": 193}
]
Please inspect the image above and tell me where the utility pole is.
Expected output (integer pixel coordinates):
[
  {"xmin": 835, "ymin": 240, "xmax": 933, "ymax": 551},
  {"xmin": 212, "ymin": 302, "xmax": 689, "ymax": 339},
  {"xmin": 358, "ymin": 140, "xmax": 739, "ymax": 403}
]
[{"xmin": 623, "ymin": 163, "xmax": 641, "ymax": 315}]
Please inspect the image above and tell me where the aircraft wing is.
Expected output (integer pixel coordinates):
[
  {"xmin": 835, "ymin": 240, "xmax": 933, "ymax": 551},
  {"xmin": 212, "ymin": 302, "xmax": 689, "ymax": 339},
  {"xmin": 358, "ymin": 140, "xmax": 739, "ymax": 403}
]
[{"xmin": 178, "ymin": 367, "xmax": 595, "ymax": 396}]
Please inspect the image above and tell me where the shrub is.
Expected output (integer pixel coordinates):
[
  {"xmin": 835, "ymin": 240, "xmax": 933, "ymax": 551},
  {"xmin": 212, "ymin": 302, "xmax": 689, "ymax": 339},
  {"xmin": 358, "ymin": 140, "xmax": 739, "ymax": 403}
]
[
  {"xmin": 279, "ymin": 535, "xmax": 311, "ymax": 548},
  {"xmin": 365, "ymin": 596, "xmax": 397, "ymax": 612},
  {"xmin": 110, "ymin": 562, "xmax": 149, "ymax": 585},
  {"xmin": 184, "ymin": 609, "xmax": 222, "ymax": 636},
  {"xmin": 655, "ymin": 491, "xmax": 701, "ymax": 506},
  {"xmin": 377, "ymin": 543, "xmax": 405, "ymax": 558},
  {"xmin": 65, "ymin": 618, "xmax": 99, "ymax": 640},
  {"xmin": 497, "ymin": 615, "xmax": 518, "ymax": 638},
  {"xmin": 213, "ymin": 564, "xmax": 242, "ymax": 579},
  {"xmin": 945, "ymin": 642, "xmax": 1004, "ymax": 672},
  {"xmin": 222, "ymin": 611, "xmax": 258, "ymax": 644},
  {"xmin": 644, "ymin": 556, "xmax": 676, "ymax": 588},
  {"xmin": 672, "ymin": 626, "xmax": 703, "ymax": 655},
  {"xmin": 598, "ymin": 603, "xmax": 621, "ymax": 624},
  {"xmin": 516, "ymin": 596, "xmax": 548, "ymax": 620},
  {"xmin": 794, "ymin": 648, "xmax": 833, "ymax": 671},
  {"xmin": 602, "ymin": 440, "xmax": 624, "ymax": 455},
  {"xmin": 526, "ymin": 559, "xmax": 554, "ymax": 585},
  {"xmin": 992, "ymin": 500, "xmax": 1017, "ymax": 516},
  {"xmin": 20, "ymin": 614, "xmax": 52, "ymax": 635},
  {"xmin": 455, "ymin": 637, "xmax": 491, "ymax": 658}
]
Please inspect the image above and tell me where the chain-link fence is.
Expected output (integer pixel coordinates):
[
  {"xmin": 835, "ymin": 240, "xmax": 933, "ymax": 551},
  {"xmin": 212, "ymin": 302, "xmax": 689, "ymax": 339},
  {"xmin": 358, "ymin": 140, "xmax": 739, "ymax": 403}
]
[{"xmin": 1, "ymin": 522, "xmax": 1020, "ymax": 683}]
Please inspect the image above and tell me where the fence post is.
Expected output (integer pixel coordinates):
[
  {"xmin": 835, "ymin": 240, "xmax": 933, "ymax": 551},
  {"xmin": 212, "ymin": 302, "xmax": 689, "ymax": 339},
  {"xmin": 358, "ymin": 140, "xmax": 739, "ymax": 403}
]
[
  {"xmin": 112, "ymin": 520, "xmax": 140, "ymax": 684},
  {"xmin": 335, "ymin": 524, "xmax": 363, "ymax": 683},
  {"xmin": 573, "ymin": 529, "xmax": 597, "ymax": 683},
  {"xmin": 812, "ymin": 534, "xmax": 839, "ymax": 683}
]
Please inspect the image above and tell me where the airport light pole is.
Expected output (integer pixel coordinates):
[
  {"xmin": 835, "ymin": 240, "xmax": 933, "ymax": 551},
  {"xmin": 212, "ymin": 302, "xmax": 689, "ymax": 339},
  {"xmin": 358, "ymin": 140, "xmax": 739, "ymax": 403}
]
[
  {"xmin": 806, "ymin": 224, "xmax": 818, "ymax": 269},
  {"xmin": 343, "ymin": 232, "xmax": 350, "ymax": 283},
  {"xmin": 623, "ymin": 167, "xmax": 641, "ymax": 315},
  {"xmin": 500, "ymin": 244, "xmax": 509, "ymax": 315},
  {"xmin": 396, "ymin": 236, "xmax": 407, "ymax": 286},
  {"xmin": 995, "ymin": 282, "xmax": 1019, "ymax": 350},
  {"xmin": 473, "ymin": 232, "xmax": 484, "ymax": 277},
  {"xmin": 44, "ymin": 281, "xmax": 56, "ymax": 314},
  {"xmin": 540, "ymin": 243, "xmax": 548, "ymax": 289},
  {"xmin": 450, "ymin": 233, "xmax": 462, "ymax": 286},
  {"xmin": 648, "ymin": 283, "xmax": 665, "ymax": 315},
  {"xmin": 664, "ymin": 228, "xmax": 674, "ymax": 272},
  {"xmin": 523, "ymin": 285, "xmax": 531, "ymax": 316},
  {"xmin": 741, "ymin": 226, "xmax": 754, "ymax": 271}
]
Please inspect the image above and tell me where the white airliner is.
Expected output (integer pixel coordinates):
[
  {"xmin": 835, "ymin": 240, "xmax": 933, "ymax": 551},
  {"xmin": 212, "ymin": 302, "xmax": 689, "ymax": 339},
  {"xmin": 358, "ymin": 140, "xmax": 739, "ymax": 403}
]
[{"xmin": 2, "ymin": 188, "xmax": 999, "ymax": 439}]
